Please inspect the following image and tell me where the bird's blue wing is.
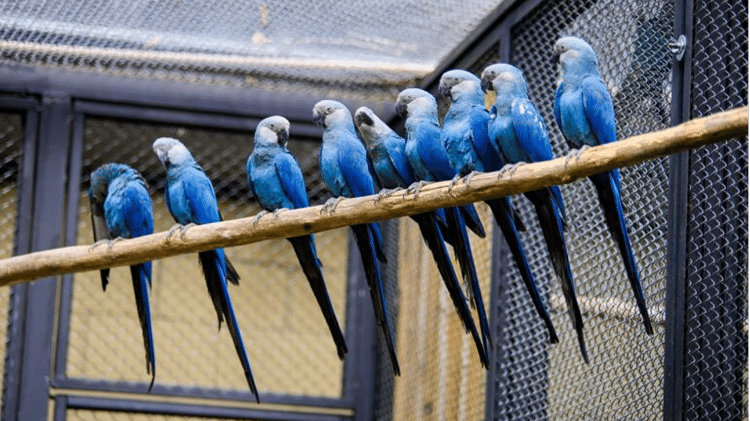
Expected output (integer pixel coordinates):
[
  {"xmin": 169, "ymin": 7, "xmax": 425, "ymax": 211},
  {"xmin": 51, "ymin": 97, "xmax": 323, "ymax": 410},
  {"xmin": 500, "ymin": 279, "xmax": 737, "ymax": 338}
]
[
  {"xmin": 338, "ymin": 137, "xmax": 375, "ymax": 197},
  {"xmin": 469, "ymin": 107, "xmax": 500, "ymax": 171},
  {"xmin": 581, "ymin": 76, "xmax": 618, "ymax": 146},
  {"xmin": 553, "ymin": 84, "xmax": 564, "ymax": 139},
  {"xmin": 384, "ymin": 133, "xmax": 416, "ymax": 186},
  {"xmin": 182, "ymin": 170, "xmax": 222, "ymax": 224},
  {"xmin": 122, "ymin": 183, "xmax": 154, "ymax": 238},
  {"xmin": 275, "ymin": 151, "xmax": 310, "ymax": 210},
  {"xmin": 511, "ymin": 99, "xmax": 555, "ymax": 163}
]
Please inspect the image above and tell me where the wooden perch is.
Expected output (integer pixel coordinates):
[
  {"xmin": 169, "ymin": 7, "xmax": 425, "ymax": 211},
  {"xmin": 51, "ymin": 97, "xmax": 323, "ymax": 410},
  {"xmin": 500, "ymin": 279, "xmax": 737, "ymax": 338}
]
[{"xmin": 0, "ymin": 106, "xmax": 746, "ymax": 287}]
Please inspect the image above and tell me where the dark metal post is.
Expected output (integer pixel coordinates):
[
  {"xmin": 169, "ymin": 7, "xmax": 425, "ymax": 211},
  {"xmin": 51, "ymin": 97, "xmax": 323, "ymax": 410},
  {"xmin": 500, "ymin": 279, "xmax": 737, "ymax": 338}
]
[
  {"xmin": 663, "ymin": 1, "xmax": 693, "ymax": 419},
  {"xmin": 14, "ymin": 92, "xmax": 73, "ymax": 421}
]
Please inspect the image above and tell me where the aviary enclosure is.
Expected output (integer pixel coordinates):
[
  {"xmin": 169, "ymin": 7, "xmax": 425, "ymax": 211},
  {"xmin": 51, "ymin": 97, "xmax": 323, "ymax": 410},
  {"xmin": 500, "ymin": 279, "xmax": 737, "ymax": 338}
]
[{"xmin": 0, "ymin": 0, "xmax": 746, "ymax": 420}]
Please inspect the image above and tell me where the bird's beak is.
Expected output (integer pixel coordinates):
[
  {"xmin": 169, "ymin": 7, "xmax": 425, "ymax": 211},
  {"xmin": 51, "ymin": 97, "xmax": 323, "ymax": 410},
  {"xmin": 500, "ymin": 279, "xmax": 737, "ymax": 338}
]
[
  {"xmin": 312, "ymin": 111, "xmax": 326, "ymax": 128},
  {"xmin": 395, "ymin": 101, "xmax": 407, "ymax": 118},
  {"xmin": 438, "ymin": 83, "xmax": 452, "ymax": 100},
  {"xmin": 278, "ymin": 128, "xmax": 289, "ymax": 147},
  {"xmin": 354, "ymin": 111, "xmax": 373, "ymax": 127},
  {"xmin": 481, "ymin": 76, "xmax": 494, "ymax": 92}
]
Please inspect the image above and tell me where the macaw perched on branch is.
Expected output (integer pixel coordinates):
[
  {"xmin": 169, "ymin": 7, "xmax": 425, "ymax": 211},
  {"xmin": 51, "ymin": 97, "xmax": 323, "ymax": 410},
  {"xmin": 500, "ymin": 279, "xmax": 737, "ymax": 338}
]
[
  {"xmin": 395, "ymin": 88, "xmax": 490, "ymax": 367},
  {"xmin": 554, "ymin": 36, "xmax": 653, "ymax": 335},
  {"xmin": 354, "ymin": 105, "xmax": 487, "ymax": 367},
  {"xmin": 152, "ymin": 137, "xmax": 259, "ymax": 402},
  {"xmin": 247, "ymin": 115, "xmax": 348, "ymax": 360},
  {"xmin": 313, "ymin": 100, "xmax": 400, "ymax": 376},
  {"xmin": 89, "ymin": 163, "xmax": 157, "ymax": 389}
]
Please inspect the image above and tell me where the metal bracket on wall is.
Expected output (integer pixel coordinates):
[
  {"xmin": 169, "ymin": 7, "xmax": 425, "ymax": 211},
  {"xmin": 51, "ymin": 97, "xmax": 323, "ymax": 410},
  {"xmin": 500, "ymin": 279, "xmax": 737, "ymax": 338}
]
[{"xmin": 669, "ymin": 35, "xmax": 687, "ymax": 61}]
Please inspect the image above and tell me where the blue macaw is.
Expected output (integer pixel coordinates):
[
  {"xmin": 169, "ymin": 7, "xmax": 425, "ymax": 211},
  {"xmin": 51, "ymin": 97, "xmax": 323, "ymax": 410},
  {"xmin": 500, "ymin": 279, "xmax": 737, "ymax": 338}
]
[
  {"xmin": 482, "ymin": 64, "xmax": 591, "ymax": 362},
  {"xmin": 554, "ymin": 36, "xmax": 653, "ymax": 335},
  {"xmin": 89, "ymin": 163, "xmax": 156, "ymax": 389},
  {"xmin": 354, "ymin": 106, "xmax": 487, "ymax": 365},
  {"xmin": 312, "ymin": 100, "xmax": 400, "ymax": 375},
  {"xmin": 152, "ymin": 137, "xmax": 259, "ymax": 402},
  {"xmin": 246, "ymin": 116, "xmax": 348, "ymax": 360},
  {"xmin": 441, "ymin": 69, "xmax": 560, "ymax": 345},
  {"xmin": 395, "ymin": 88, "xmax": 491, "ymax": 367}
]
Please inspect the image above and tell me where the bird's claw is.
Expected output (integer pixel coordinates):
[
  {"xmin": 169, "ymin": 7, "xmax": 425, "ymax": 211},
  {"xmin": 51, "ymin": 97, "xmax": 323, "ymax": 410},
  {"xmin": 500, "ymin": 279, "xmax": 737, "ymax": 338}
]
[
  {"xmin": 272, "ymin": 208, "xmax": 288, "ymax": 218},
  {"xmin": 404, "ymin": 181, "xmax": 426, "ymax": 199},
  {"xmin": 464, "ymin": 170, "xmax": 479, "ymax": 186},
  {"xmin": 321, "ymin": 197, "xmax": 344, "ymax": 214},
  {"xmin": 252, "ymin": 210, "xmax": 270, "ymax": 226},
  {"xmin": 564, "ymin": 145, "xmax": 592, "ymax": 168},
  {"xmin": 447, "ymin": 175, "xmax": 461, "ymax": 194},
  {"xmin": 374, "ymin": 188, "xmax": 397, "ymax": 204},
  {"xmin": 167, "ymin": 223, "xmax": 196, "ymax": 239},
  {"xmin": 88, "ymin": 239, "xmax": 109, "ymax": 252}
]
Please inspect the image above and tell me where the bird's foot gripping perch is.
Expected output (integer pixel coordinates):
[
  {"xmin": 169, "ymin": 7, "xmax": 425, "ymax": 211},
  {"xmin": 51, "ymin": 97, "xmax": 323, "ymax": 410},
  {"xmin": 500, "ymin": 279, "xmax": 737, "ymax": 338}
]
[
  {"xmin": 320, "ymin": 196, "xmax": 344, "ymax": 215},
  {"xmin": 374, "ymin": 188, "xmax": 399, "ymax": 204},
  {"xmin": 564, "ymin": 145, "xmax": 592, "ymax": 169},
  {"xmin": 88, "ymin": 237, "xmax": 123, "ymax": 252},
  {"xmin": 497, "ymin": 162, "xmax": 525, "ymax": 181},
  {"xmin": 447, "ymin": 174, "xmax": 462, "ymax": 194},
  {"xmin": 404, "ymin": 181, "xmax": 427, "ymax": 199},
  {"xmin": 252, "ymin": 210, "xmax": 270, "ymax": 226},
  {"xmin": 166, "ymin": 223, "xmax": 197, "ymax": 239}
]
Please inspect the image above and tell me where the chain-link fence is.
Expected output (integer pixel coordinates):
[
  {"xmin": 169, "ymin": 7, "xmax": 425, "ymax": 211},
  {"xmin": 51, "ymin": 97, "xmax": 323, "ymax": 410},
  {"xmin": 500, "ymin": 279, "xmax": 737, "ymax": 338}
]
[
  {"xmin": 0, "ymin": 113, "xmax": 23, "ymax": 420},
  {"xmin": 683, "ymin": 0, "xmax": 748, "ymax": 419},
  {"xmin": 66, "ymin": 117, "xmax": 351, "ymax": 398}
]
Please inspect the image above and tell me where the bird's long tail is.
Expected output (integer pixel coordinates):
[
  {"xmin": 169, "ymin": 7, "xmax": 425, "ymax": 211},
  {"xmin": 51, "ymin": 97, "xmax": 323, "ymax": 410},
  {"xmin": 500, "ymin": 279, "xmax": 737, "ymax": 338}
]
[
  {"xmin": 486, "ymin": 197, "xmax": 559, "ymax": 344},
  {"xmin": 444, "ymin": 207, "xmax": 491, "ymax": 366},
  {"xmin": 531, "ymin": 189, "xmax": 588, "ymax": 363},
  {"xmin": 370, "ymin": 223, "xmax": 388, "ymax": 264},
  {"xmin": 199, "ymin": 249, "xmax": 260, "ymax": 402},
  {"xmin": 129, "ymin": 262, "xmax": 156, "ymax": 390},
  {"xmin": 288, "ymin": 235, "xmax": 349, "ymax": 359},
  {"xmin": 413, "ymin": 211, "xmax": 488, "ymax": 366},
  {"xmin": 351, "ymin": 224, "xmax": 400, "ymax": 375},
  {"xmin": 460, "ymin": 204, "xmax": 487, "ymax": 239},
  {"xmin": 590, "ymin": 171, "xmax": 653, "ymax": 335}
]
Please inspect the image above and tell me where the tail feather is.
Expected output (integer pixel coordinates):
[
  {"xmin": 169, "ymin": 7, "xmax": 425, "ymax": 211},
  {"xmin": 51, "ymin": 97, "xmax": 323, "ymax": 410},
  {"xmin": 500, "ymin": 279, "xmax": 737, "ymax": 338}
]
[
  {"xmin": 352, "ymin": 224, "xmax": 400, "ymax": 375},
  {"xmin": 414, "ymin": 211, "xmax": 488, "ymax": 367},
  {"xmin": 130, "ymin": 263, "xmax": 156, "ymax": 390},
  {"xmin": 591, "ymin": 172, "xmax": 653, "ymax": 335},
  {"xmin": 460, "ymin": 204, "xmax": 486, "ymax": 238},
  {"xmin": 100, "ymin": 269, "xmax": 110, "ymax": 291},
  {"xmin": 198, "ymin": 251, "xmax": 225, "ymax": 328},
  {"xmin": 226, "ymin": 257, "xmax": 240, "ymax": 285},
  {"xmin": 212, "ymin": 250, "xmax": 260, "ymax": 402},
  {"xmin": 532, "ymin": 190, "xmax": 588, "ymax": 363},
  {"xmin": 370, "ymin": 223, "xmax": 388, "ymax": 264},
  {"xmin": 444, "ymin": 207, "xmax": 491, "ymax": 365},
  {"xmin": 487, "ymin": 198, "xmax": 559, "ymax": 344},
  {"xmin": 288, "ymin": 235, "xmax": 349, "ymax": 359}
]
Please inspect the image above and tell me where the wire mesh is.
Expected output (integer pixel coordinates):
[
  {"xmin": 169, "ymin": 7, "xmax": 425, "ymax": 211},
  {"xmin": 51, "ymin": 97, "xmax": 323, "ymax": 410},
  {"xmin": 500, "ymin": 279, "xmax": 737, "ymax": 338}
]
[
  {"xmin": 0, "ymin": 0, "xmax": 503, "ymax": 103},
  {"xmin": 484, "ymin": 0, "xmax": 674, "ymax": 419},
  {"xmin": 683, "ymin": 0, "xmax": 748, "ymax": 419},
  {"xmin": 66, "ymin": 117, "xmax": 350, "ymax": 397},
  {"xmin": 0, "ymin": 112, "xmax": 23, "ymax": 419}
]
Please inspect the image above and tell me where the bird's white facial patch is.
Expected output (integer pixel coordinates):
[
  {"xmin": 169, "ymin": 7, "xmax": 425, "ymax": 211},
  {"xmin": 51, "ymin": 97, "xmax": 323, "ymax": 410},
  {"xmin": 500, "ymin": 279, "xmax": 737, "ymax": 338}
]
[{"xmin": 257, "ymin": 125, "xmax": 278, "ymax": 145}]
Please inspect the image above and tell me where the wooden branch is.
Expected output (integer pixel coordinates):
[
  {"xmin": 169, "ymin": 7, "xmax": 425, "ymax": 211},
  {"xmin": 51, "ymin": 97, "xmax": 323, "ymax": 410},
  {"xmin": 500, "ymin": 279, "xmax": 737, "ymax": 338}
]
[
  {"xmin": 549, "ymin": 293, "xmax": 666, "ymax": 326},
  {"xmin": 0, "ymin": 106, "xmax": 746, "ymax": 287}
]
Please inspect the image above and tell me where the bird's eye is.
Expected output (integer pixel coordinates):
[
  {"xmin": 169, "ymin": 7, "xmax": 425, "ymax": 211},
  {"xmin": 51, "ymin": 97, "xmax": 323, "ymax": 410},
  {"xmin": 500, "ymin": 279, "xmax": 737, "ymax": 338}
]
[{"xmin": 327, "ymin": 106, "xmax": 333, "ymax": 113}]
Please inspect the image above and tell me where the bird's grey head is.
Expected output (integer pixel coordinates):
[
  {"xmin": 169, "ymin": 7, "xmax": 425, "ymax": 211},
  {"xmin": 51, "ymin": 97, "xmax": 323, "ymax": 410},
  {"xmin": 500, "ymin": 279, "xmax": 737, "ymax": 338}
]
[
  {"xmin": 396, "ymin": 88, "xmax": 437, "ymax": 117},
  {"xmin": 554, "ymin": 36, "xmax": 598, "ymax": 72},
  {"xmin": 312, "ymin": 100, "xmax": 350, "ymax": 129},
  {"xmin": 152, "ymin": 137, "xmax": 191, "ymax": 167},
  {"xmin": 480, "ymin": 63, "xmax": 528, "ymax": 96},
  {"xmin": 255, "ymin": 115, "xmax": 290, "ymax": 147},
  {"xmin": 354, "ymin": 106, "xmax": 390, "ymax": 145},
  {"xmin": 438, "ymin": 69, "xmax": 482, "ymax": 102},
  {"xmin": 88, "ymin": 163, "xmax": 130, "ymax": 204}
]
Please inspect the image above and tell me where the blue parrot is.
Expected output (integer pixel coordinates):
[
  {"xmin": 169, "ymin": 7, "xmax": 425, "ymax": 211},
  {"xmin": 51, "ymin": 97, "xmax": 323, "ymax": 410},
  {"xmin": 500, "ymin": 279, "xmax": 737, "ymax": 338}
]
[
  {"xmin": 354, "ymin": 106, "xmax": 487, "ymax": 366},
  {"xmin": 438, "ymin": 69, "xmax": 558, "ymax": 354},
  {"xmin": 554, "ymin": 36, "xmax": 653, "ymax": 335},
  {"xmin": 481, "ymin": 64, "xmax": 590, "ymax": 362},
  {"xmin": 246, "ymin": 116, "xmax": 348, "ymax": 360},
  {"xmin": 312, "ymin": 100, "xmax": 400, "ymax": 375},
  {"xmin": 89, "ymin": 163, "xmax": 156, "ymax": 389},
  {"xmin": 152, "ymin": 137, "xmax": 259, "ymax": 402},
  {"xmin": 395, "ymin": 88, "xmax": 490, "ymax": 367}
]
